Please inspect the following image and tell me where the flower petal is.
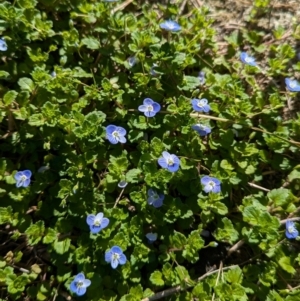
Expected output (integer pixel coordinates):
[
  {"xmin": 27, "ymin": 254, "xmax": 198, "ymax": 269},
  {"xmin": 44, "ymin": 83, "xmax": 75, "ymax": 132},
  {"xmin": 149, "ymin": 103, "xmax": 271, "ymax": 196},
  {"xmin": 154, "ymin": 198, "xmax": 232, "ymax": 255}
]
[
  {"xmin": 158, "ymin": 157, "xmax": 168, "ymax": 168},
  {"xmin": 117, "ymin": 126, "xmax": 126, "ymax": 136},
  {"xmin": 118, "ymin": 135, "xmax": 127, "ymax": 143},
  {"xmin": 95, "ymin": 212, "xmax": 104, "ymax": 220},
  {"xmin": 167, "ymin": 163, "xmax": 179, "ymax": 172},
  {"xmin": 201, "ymin": 176, "xmax": 211, "ymax": 185},
  {"xmin": 70, "ymin": 280, "xmax": 78, "ymax": 293},
  {"xmin": 75, "ymin": 273, "xmax": 85, "ymax": 282},
  {"xmin": 90, "ymin": 225, "xmax": 101, "ymax": 234},
  {"xmin": 76, "ymin": 286, "xmax": 87, "ymax": 296},
  {"xmin": 111, "ymin": 258, "xmax": 119, "ymax": 269},
  {"xmin": 100, "ymin": 217, "xmax": 110, "ymax": 229},
  {"xmin": 105, "ymin": 250, "xmax": 112, "ymax": 263},
  {"xmin": 152, "ymin": 102, "xmax": 161, "ymax": 113},
  {"xmin": 14, "ymin": 172, "xmax": 23, "ymax": 181},
  {"xmin": 138, "ymin": 105, "xmax": 148, "ymax": 112},
  {"xmin": 107, "ymin": 134, "xmax": 118, "ymax": 144},
  {"xmin": 143, "ymin": 98, "xmax": 154, "ymax": 106},
  {"xmin": 153, "ymin": 199, "xmax": 163, "ymax": 208},
  {"xmin": 83, "ymin": 279, "xmax": 91, "ymax": 288},
  {"xmin": 86, "ymin": 214, "xmax": 95, "ymax": 226},
  {"xmin": 23, "ymin": 170, "xmax": 32, "ymax": 178},
  {"xmin": 144, "ymin": 111, "xmax": 156, "ymax": 118},
  {"xmin": 111, "ymin": 246, "xmax": 123, "ymax": 254},
  {"xmin": 118, "ymin": 253, "xmax": 127, "ymax": 265},
  {"xmin": 106, "ymin": 125, "xmax": 117, "ymax": 135},
  {"xmin": 23, "ymin": 178, "xmax": 31, "ymax": 187}
]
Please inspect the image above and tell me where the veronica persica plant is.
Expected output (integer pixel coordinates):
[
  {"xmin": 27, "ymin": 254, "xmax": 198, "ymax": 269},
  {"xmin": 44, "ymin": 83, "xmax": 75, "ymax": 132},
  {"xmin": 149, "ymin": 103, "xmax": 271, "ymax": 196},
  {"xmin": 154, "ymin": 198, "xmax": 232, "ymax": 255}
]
[
  {"xmin": 69, "ymin": 273, "xmax": 91, "ymax": 296},
  {"xmin": 285, "ymin": 220, "xmax": 299, "ymax": 239},
  {"xmin": 192, "ymin": 124, "xmax": 211, "ymax": 136},
  {"xmin": 159, "ymin": 20, "xmax": 181, "ymax": 32},
  {"xmin": 86, "ymin": 212, "xmax": 109, "ymax": 234},
  {"xmin": 240, "ymin": 52, "xmax": 257, "ymax": 66},
  {"xmin": 138, "ymin": 98, "xmax": 161, "ymax": 117},
  {"xmin": 105, "ymin": 246, "xmax": 127, "ymax": 269},
  {"xmin": 14, "ymin": 170, "xmax": 32, "ymax": 188},
  {"xmin": 147, "ymin": 189, "xmax": 164, "ymax": 208},
  {"xmin": 285, "ymin": 78, "xmax": 300, "ymax": 92},
  {"xmin": 198, "ymin": 71, "xmax": 205, "ymax": 85},
  {"xmin": 106, "ymin": 125, "xmax": 127, "ymax": 144},
  {"xmin": 201, "ymin": 176, "xmax": 221, "ymax": 193},
  {"xmin": 0, "ymin": 38, "xmax": 7, "ymax": 51},
  {"xmin": 191, "ymin": 98, "xmax": 210, "ymax": 113},
  {"xmin": 158, "ymin": 151, "xmax": 180, "ymax": 172}
]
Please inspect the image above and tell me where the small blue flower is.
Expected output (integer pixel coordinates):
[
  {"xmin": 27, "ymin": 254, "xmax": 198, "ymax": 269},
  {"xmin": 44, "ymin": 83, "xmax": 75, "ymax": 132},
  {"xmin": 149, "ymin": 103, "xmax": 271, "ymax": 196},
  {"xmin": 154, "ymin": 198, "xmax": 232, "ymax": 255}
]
[
  {"xmin": 192, "ymin": 124, "xmax": 211, "ymax": 136},
  {"xmin": 105, "ymin": 246, "xmax": 127, "ymax": 269},
  {"xmin": 146, "ymin": 232, "xmax": 158, "ymax": 243},
  {"xmin": 198, "ymin": 71, "xmax": 205, "ymax": 85},
  {"xmin": 106, "ymin": 125, "xmax": 127, "ymax": 144},
  {"xmin": 128, "ymin": 56, "xmax": 138, "ymax": 67},
  {"xmin": 118, "ymin": 180, "xmax": 128, "ymax": 188},
  {"xmin": 51, "ymin": 71, "xmax": 56, "ymax": 78},
  {"xmin": 158, "ymin": 151, "xmax": 180, "ymax": 172},
  {"xmin": 160, "ymin": 20, "xmax": 181, "ymax": 32},
  {"xmin": 138, "ymin": 98, "xmax": 161, "ymax": 117},
  {"xmin": 285, "ymin": 220, "xmax": 299, "ymax": 239},
  {"xmin": 0, "ymin": 38, "xmax": 7, "ymax": 51},
  {"xmin": 150, "ymin": 64, "xmax": 159, "ymax": 76},
  {"xmin": 240, "ymin": 52, "xmax": 257, "ymax": 66},
  {"xmin": 147, "ymin": 189, "xmax": 164, "ymax": 208},
  {"xmin": 14, "ymin": 170, "xmax": 32, "ymax": 188},
  {"xmin": 86, "ymin": 212, "xmax": 109, "ymax": 234},
  {"xmin": 285, "ymin": 78, "xmax": 300, "ymax": 92},
  {"xmin": 201, "ymin": 176, "xmax": 221, "ymax": 193},
  {"xmin": 70, "ymin": 273, "xmax": 91, "ymax": 296},
  {"xmin": 191, "ymin": 98, "xmax": 210, "ymax": 113}
]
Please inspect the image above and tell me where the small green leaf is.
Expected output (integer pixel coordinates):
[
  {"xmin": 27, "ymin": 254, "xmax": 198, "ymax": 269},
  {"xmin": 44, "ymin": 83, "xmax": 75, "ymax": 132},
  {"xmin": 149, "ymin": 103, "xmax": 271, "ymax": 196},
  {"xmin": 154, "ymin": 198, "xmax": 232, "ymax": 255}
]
[
  {"xmin": 278, "ymin": 256, "xmax": 296, "ymax": 274},
  {"xmin": 149, "ymin": 270, "xmax": 164, "ymax": 286},
  {"xmin": 3, "ymin": 90, "xmax": 18, "ymax": 105},
  {"xmin": 18, "ymin": 77, "xmax": 35, "ymax": 92},
  {"xmin": 82, "ymin": 37, "xmax": 100, "ymax": 50}
]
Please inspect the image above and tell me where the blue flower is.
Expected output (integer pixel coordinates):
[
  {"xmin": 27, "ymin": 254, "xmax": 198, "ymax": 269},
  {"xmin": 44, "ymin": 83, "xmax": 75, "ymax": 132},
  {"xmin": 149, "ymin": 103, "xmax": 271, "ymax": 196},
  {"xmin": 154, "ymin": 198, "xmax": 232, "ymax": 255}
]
[
  {"xmin": 128, "ymin": 56, "xmax": 137, "ymax": 67},
  {"xmin": 105, "ymin": 246, "xmax": 127, "ymax": 269},
  {"xmin": 0, "ymin": 38, "xmax": 7, "ymax": 51},
  {"xmin": 86, "ymin": 213, "xmax": 109, "ymax": 234},
  {"xmin": 192, "ymin": 124, "xmax": 211, "ymax": 136},
  {"xmin": 285, "ymin": 78, "xmax": 300, "ymax": 92},
  {"xmin": 106, "ymin": 125, "xmax": 126, "ymax": 144},
  {"xmin": 198, "ymin": 71, "xmax": 205, "ymax": 85},
  {"xmin": 201, "ymin": 176, "xmax": 221, "ymax": 193},
  {"xmin": 285, "ymin": 220, "xmax": 299, "ymax": 239},
  {"xmin": 240, "ymin": 52, "xmax": 257, "ymax": 66},
  {"xmin": 118, "ymin": 180, "xmax": 128, "ymax": 188},
  {"xmin": 138, "ymin": 98, "xmax": 161, "ymax": 117},
  {"xmin": 160, "ymin": 20, "xmax": 181, "ymax": 32},
  {"xmin": 146, "ymin": 232, "xmax": 158, "ymax": 243},
  {"xmin": 70, "ymin": 273, "xmax": 91, "ymax": 296},
  {"xmin": 51, "ymin": 71, "xmax": 56, "ymax": 78},
  {"xmin": 14, "ymin": 170, "xmax": 32, "ymax": 188},
  {"xmin": 158, "ymin": 151, "xmax": 180, "ymax": 172},
  {"xmin": 191, "ymin": 98, "xmax": 210, "ymax": 113},
  {"xmin": 147, "ymin": 189, "xmax": 164, "ymax": 208}
]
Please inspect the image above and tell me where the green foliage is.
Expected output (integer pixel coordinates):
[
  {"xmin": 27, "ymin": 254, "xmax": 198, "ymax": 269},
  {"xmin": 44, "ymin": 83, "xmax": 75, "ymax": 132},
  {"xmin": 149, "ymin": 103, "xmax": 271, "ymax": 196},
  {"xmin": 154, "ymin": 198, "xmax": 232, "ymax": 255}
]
[{"xmin": 0, "ymin": 0, "xmax": 300, "ymax": 300}]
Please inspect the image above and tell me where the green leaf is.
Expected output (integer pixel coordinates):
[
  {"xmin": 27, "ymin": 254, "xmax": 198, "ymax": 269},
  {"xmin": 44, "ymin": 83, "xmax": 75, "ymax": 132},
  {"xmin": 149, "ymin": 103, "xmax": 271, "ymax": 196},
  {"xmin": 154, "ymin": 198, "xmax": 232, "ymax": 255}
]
[
  {"xmin": 149, "ymin": 271, "xmax": 164, "ymax": 287},
  {"xmin": 53, "ymin": 238, "xmax": 71, "ymax": 254},
  {"xmin": 0, "ymin": 206, "xmax": 13, "ymax": 224},
  {"xmin": 3, "ymin": 90, "xmax": 18, "ymax": 105},
  {"xmin": 25, "ymin": 221, "xmax": 45, "ymax": 245},
  {"xmin": 267, "ymin": 188, "xmax": 292, "ymax": 207},
  {"xmin": 126, "ymin": 169, "xmax": 142, "ymax": 183},
  {"xmin": 214, "ymin": 217, "xmax": 239, "ymax": 243},
  {"xmin": 225, "ymin": 266, "xmax": 243, "ymax": 284},
  {"xmin": 0, "ymin": 70, "xmax": 10, "ymax": 79},
  {"xmin": 278, "ymin": 256, "xmax": 296, "ymax": 274},
  {"xmin": 43, "ymin": 228, "xmax": 57, "ymax": 244},
  {"xmin": 18, "ymin": 77, "xmax": 35, "ymax": 92},
  {"xmin": 82, "ymin": 37, "xmax": 100, "ymax": 50}
]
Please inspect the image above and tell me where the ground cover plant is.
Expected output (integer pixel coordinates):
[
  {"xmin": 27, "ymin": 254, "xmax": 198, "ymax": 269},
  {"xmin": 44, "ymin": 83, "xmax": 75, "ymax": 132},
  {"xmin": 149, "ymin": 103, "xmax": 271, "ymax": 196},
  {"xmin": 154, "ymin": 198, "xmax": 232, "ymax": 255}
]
[{"xmin": 1, "ymin": 0, "xmax": 300, "ymax": 300}]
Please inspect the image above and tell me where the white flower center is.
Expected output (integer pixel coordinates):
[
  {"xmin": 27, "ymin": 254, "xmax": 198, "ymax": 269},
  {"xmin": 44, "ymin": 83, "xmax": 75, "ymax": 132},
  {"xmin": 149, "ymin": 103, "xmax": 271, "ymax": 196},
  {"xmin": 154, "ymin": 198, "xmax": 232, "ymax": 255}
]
[
  {"xmin": 20, "ymin": 175, "xmax": 27, "ymax": 182},
  {"xmin": 112, "ymin": 131, "xmax": 119, "ymax": 138},
  {"xmin": 290, "ymin": 81, "xmax": 296, "ymax": 88},
  {"xmin": 77, "ymin": 281, "xmax": 84, "ymax": 288},
  {"xmin": 112, "ymin": 253, "xmax": 120, "ymax": 261},
  {"xmin": 94, "ymin": 217, "xmax": 102, "ymax": 226},
  {"xmin": 197, "ymin": 100, "xmax": 204, "ymax": 107},
  {"xmin": 147, "ymin": 105, "xmax": 153, "ymax": 112},
  {"xmin": 245, "ymin": 56, "xmax": 253, "ymax": 63},
  {"xmin": 288, "ymin": 226, "xmax": 295, "ymax": 233},
  {"xmin": 167, "ymin": 22, "xmax": 175, "ymax": 29},
  {"xmin": 208, "ymin": 181, "xmax": 215, "ymax": 188},
  {"xmin": 167, "ymin": 158, "xmax": 174, "ymax": 166}
]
